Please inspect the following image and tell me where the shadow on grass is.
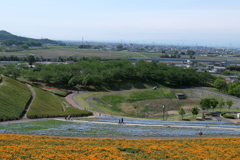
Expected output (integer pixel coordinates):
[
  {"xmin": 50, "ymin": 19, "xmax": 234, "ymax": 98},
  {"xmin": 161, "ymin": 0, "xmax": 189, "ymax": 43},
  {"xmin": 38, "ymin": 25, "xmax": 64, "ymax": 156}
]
[{"xmin": 182, "ymin": 119, "xmax": 191, "ymax": 121}]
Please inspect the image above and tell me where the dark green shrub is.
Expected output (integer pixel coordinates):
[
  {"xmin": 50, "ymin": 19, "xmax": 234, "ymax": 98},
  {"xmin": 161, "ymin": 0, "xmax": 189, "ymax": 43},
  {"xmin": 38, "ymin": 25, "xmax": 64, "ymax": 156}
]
[{"xmin": 223, "ymin": 114, "xmax": 235, "ymax": 119}]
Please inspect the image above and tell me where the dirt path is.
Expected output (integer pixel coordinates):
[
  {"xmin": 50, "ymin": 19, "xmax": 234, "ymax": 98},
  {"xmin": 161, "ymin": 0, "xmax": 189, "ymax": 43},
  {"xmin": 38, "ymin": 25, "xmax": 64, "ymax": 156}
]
[{"xmin": 22, "ymin": 84, "xmax": 36, "ymax": 119}]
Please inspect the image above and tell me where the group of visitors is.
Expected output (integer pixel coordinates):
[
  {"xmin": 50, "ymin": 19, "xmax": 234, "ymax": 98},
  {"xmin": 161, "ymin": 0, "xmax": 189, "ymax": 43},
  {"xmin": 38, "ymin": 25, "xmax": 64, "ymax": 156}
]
[
  {"xmin": 118, "ymin": 118, "xmax": 124, "ymax": 124},
  {"xmin": 65, "ymin": 115, "xmax": 72, "ymax": 120}
]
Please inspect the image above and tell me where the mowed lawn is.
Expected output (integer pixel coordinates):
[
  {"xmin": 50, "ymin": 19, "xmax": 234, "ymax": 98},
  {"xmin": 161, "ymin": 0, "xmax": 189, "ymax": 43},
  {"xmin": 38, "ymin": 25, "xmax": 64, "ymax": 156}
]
[
  {"xmin": 0, "ymin": 76, "xmax": 31, "ymax": 121},
  {"xmin": 27, "ymin": 87, "xmax": 92, "ymax": 118}
]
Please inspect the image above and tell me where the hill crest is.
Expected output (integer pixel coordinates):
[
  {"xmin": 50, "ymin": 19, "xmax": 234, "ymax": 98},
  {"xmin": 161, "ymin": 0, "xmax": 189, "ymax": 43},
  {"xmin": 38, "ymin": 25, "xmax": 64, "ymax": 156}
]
[{"xmin": 0, "ymin": 30, "xmax": 65, "ymax": 45}]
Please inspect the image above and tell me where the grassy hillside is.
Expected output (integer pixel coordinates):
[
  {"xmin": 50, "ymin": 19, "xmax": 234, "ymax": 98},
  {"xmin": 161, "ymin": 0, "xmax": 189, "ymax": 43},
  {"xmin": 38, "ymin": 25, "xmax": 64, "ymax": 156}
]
[
  {"xmin": 96, "ymin": 90, "xmax": 199, "ymax": 118},
  {"xmin": 99, "ymin": 90, "xmax": 168, "ymax": 104},
  {"xmin": 0, "ymin": 76, "xmax": 31, "ymax": 121},
  {"xmin": 27, "ymin": 87, "xmax": 92, "ymax": 118},
  {"xmin": 40, "ymin": 87, "xmax": 69, "ymax": 97}
]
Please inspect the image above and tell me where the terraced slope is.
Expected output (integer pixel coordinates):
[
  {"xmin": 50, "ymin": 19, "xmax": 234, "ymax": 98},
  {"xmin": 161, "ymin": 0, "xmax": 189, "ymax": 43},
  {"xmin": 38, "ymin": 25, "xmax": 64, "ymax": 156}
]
[
  {"xmin": 27, "ymin": 87, "xmax": 92, "ymax": 118},
  {"xmin": 0, "ymin": 76, "xmax": 31, "ymax": 121}
]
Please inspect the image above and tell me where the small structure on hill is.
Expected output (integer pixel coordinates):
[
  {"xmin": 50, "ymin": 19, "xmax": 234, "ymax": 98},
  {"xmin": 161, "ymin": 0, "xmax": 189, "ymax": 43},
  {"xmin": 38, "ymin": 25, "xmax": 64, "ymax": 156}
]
[{"xmin": 175, "ymin": 93, "xmax": 185, "ymax": 99}]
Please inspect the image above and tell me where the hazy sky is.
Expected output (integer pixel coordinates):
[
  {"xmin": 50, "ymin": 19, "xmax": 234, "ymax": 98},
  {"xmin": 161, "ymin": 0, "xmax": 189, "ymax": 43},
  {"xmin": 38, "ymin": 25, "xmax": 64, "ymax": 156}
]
[{"xmin": 1, "ymin": 0, "xmax": 240, "ymax": 46}]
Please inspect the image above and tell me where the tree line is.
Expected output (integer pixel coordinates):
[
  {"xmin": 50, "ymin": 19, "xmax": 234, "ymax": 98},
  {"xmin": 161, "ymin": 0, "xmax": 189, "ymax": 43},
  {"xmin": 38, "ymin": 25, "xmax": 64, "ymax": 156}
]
[
  {"xmin": 214, "ymin": 77, "xmax": 240, "ymax": 97},
  {"xmin": 2, "ymin": 39, "xmax": 42, "ymax": 47},
  {"xmin": 0, "ymin": 58, "xmax": 216, "ymax": 89}
]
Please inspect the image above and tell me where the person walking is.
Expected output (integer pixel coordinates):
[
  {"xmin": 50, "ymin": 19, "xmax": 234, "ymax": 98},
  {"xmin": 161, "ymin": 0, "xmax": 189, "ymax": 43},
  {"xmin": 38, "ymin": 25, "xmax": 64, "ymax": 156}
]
[
  {"xmin": 199, "ymin": 129, "xmax": 203, "ymax": 137},
  {"xmin": 121, "ymin": 118, "xmax": 124, "ymax": 124}
]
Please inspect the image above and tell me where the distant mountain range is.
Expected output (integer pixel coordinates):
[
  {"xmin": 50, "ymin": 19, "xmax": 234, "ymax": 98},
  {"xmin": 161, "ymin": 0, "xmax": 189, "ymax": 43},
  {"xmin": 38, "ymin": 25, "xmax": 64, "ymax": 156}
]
[{"xmin": 0, "ymin": 30, "xmax": 65, "ymax": 45}]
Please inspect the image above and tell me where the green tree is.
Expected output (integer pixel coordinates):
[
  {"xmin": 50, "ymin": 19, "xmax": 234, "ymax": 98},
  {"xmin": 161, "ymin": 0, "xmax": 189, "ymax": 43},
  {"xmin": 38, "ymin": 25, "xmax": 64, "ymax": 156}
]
[
  {"xmin": 228, "ymin": 83, "xmax": 240, "ymax": 97},
  {"xmin": 226, "ymin": 99, "xmax": 233, "ymax": 111},
  {"xmin": 222, "ymin": 70, "xmax": 231, "ymax": 75},
  {"xmin": 3, "ymin": 64, "xmax": 20, "ymax": 78},
  {"xmin": 186, "ymin": 50, "xmax": 195, "ymax": 55},
  {"xmin": 199, "ymin": 98, "xmax": 211, "ymax": 111},
  {"xmin": 116, "ymin": 45, "xmax": 124, "ymax": 51},
  {"xmin": 18, "ymin": 63, "xmax": 29, "ymax": 70},
  {"xmin": 39, "ymin": 70, "xmax": 53, "ymax": 82},
  {"xmin": 82, "ymin": 74, "xmax": 91, "ymax": 86},
  {"xmin": 210, "ymin": 98, "xmax": 218, "ymax": 111},
  {"xmin": 214, "ymin": 77, "xmax": 227, "ymax": 91},
  {"xmin": 21, "ymin": 44, "xmax": 29, "ymax": 49},
  {"xmin": 26, "ymin": 71, "xmax": 38, "ymax": 81},
  {"xmin": 27, "ymin": 55, "xmax": 35, "ymax": 65},
  {"xmin": 218, "ymin": 99, "xmax": 225, "ymax": 112},
  {"xmin": 191, "ymin": 107, "xmax": 199, "ymax": 118},
  {"xmin": 178, "ymin": 108, "xmax": 186, "ymax": 120}
]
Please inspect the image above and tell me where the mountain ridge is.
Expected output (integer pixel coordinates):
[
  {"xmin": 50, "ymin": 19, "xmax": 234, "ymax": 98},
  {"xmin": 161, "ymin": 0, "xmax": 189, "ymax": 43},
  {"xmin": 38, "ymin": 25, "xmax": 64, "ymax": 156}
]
[{"xmin": 0, "ymin": 30, "xmax": 65, "ymax": 45}]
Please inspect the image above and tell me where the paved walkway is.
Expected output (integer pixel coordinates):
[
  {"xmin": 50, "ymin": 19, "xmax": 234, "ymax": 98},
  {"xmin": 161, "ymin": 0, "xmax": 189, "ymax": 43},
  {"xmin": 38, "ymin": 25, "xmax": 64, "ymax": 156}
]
[
  {"xmin": 211, "ymin": 112, "xmax": 233, "ymax": 123},
  {"xmin": 65, "ymin": 92, "xmax": 104, "ymax": 116},
  {"xmin": 66, "ymin": 92, "xmax": 85, "ymax": 110}
]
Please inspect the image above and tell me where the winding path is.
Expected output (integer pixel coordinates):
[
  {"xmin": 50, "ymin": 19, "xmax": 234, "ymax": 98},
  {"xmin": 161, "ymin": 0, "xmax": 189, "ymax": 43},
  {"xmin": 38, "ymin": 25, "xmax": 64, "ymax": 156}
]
[
  {"xmin": 66, "ymin": 92, "xmax": 85, "ymax": 110},
  {"xmin": 22, "ymin": 84, "xmax": 36, "ymax": 119}
]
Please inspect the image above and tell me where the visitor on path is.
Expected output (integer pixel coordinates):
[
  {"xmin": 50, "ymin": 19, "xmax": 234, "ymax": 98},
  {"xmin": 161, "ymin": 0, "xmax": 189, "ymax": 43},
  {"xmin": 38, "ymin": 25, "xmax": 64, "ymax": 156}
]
[
  {"xmin": 118, "ymin": 119, "xmax": 121, "ymax": 124},
  {"xmin": 199, "ymin": 129, "xmax": 203, "ymax": 137},
  {"xmin": 121, "ymin": 118, "xmax": 124, "ymax": 124},
  {"xmin": 65, "ymin": 115, "xmax": 67, "ymax": 120}
]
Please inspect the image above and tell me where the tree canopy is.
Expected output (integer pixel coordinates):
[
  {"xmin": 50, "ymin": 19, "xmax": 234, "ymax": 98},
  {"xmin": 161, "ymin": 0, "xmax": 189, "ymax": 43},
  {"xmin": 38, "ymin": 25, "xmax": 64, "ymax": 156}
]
[
  {"xmin": 178, "ymin": 108, "xmax": 186, "ymax": 120},
  {"xmin": 1, "ymin": 58, "xmax": 216, "ymax": 89}
]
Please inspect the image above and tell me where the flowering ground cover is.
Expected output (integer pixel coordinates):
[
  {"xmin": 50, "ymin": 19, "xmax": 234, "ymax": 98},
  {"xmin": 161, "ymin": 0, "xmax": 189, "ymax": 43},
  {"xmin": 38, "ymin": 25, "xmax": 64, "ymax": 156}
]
[
  {"xmin": 1, "ymin": 117, "xmax": 240, "ymax": 138},
  {"xmin": 1, "ymin": 134, "xmax": 240, "ymax": 159}
]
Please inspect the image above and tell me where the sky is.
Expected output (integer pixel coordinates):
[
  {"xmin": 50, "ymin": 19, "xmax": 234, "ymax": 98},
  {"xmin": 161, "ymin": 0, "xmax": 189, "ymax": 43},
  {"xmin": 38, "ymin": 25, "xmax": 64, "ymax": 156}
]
[{"xmin": 1, "ymin": 0, "xmax": 240, "ymax": 47}]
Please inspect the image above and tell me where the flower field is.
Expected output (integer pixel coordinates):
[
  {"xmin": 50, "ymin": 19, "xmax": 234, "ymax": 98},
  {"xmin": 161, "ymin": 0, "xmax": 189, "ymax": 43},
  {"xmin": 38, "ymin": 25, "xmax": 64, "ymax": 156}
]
[
  {"xmin": 1, "ymin": 118, "xmax": 240, "ymax": 138},
  {"xmin": 1, "ymin": 134, "xmax": 240, "ymax": 159}
]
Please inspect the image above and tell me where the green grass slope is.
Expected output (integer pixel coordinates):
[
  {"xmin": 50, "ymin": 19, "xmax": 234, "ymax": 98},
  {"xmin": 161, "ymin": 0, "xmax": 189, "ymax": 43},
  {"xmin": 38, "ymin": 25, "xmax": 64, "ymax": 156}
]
[
  {"xmin": 100, "ymin": 90, "xmax": 166, "ymax": 104},
  {"xmin": 0, "ymin": 76, "xmax": 31, "ymax": 121},
  {"xmin": 27, "ymin": 87, "xmax": 92, "ymax": 118}
]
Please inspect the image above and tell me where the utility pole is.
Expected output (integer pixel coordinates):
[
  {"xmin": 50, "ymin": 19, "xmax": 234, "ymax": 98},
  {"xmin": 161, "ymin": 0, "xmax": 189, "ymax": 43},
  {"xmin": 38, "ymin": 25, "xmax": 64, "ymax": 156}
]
[
  {"xmin": 166, "ymin": 104, "xmax": 168, "ymax": 121},
  {"xmin": 162, "ymin": 105, "xmax": 165, "ymax": 120}
]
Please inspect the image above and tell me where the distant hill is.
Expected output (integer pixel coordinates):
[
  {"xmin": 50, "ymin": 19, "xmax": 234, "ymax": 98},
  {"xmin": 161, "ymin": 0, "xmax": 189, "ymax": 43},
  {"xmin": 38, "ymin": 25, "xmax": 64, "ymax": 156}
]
[{"xmin": 0, "ymin": 30, "xmax": 65, "ymax": 45}]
